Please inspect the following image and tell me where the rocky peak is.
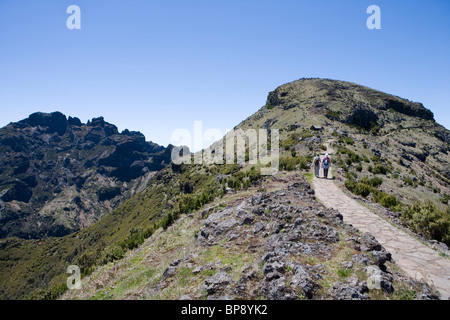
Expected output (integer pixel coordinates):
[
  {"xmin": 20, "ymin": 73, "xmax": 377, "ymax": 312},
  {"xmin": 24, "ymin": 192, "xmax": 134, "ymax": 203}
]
[
  {"xmin": 263, "ymin": 78, "xmax": 435, "ymax": 123},
  {"xmin": 20, "ymin": 111, "xmax": 68, "ymax": 135}
]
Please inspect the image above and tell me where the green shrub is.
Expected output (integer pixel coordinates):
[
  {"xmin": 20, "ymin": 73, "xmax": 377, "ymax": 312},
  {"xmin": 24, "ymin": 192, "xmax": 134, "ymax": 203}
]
[
  {"xmin": 338, "ymin": 268, "xmax": 351, "ymax": 279},
  {"xmin": 369, "ymin": 177, "xmax": 383, "ymax": 187},
  {"xmin": 233, "ymin": 170, "xmax": 246, "ymax": 182},
  {"xmin": 347, "ymin": 171, "xmax": 358, "ymax": 179},
  {"xmin": 370, "ymin": 124, "xmax": 380, "ymax": 135},
  {"xmin": 221, "ymin": 164, "xmax": 240, "ymax": 175},
  {"xmin": 440, "ymin": 194, "xmax": 450, "ymax": 205},
  {"xmin": 401, "ymin": 200, "xmax": 450, "ymax": 245},
  {"xmin": 100, "ymin": 244, "xmax": 125, "ymax": 264},
  {"xmin": 345, "ymin": 176, "xmax": 373, "ymax": 198},
  {"xmin": 161, "ymin": 213, "xmax": 175, "ymax": 230},
  {"xmin": 291, "ymin": 149, "xmax": 297, "ymax": 157},
  {"xmin": 26, "ymin": 283, "xmax": 68, "ymax": 300},
  {"xmin": 298, "ymin": 155, "xmax": 312, "ymax": 170},
  {"xmin": 281, "ymin": 133, "xmax": 300, "ymax": 150},
  {"xmin": 279, "ymin": 156, "xmax": 299, "ymax": 171},
  {"xmin": 247, "ymin": 167, "xmax": 261, "ymax": 183},
  {"xmin": 378, "ymin": 193, "xmax": 398, "ymax": 209},
  {"xmin": 372, "ymin": 163, "xmax": 388, "ymax": 175},
  {"xmin": 326, "ymin": 110, "xmax": 341, "ymax": 120},
  {"xmin": 119, "ymin": 228, "xmax": 149, "ymax": 250},
  {"xmin": 338, "ymin": 136, "xmax": 354, "ymax": 145},
  {"xmin": 403, "ymin": 176, "xmax": 413, "ymax": 186},
  {"xmin": 344, "ymin": 179, "xmax": 357, "ymax": 193},
  {"xmin": 355, "ymin": 183, "xmax": 372, "ymax": 197}
]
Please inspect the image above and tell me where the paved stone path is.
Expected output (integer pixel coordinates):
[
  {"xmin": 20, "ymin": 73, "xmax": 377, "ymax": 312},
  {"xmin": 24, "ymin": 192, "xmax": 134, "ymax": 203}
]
[{"xmin": 312, "ymin": 143, "xmax": 450, "ymax": 299}]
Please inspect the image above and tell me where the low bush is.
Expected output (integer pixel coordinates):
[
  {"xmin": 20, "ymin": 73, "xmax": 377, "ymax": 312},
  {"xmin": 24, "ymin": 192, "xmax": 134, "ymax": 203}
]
[
  {"xmin": 345, "ymin": 175, "xmax": 399, "ymax": 210},
  {"xmin": 372, "ymin": 163, "xmax": 388, "ymax": 175},
  {"xmin": 279, "ymin": 156, "xmax": 299, "ymax": 171},
  {"xmin": 100, "ymin": 244, "xmax": 125, "ymax": 264},
  {"xmin": 401, "ymin": 200, "xmax": 450, "ymax": 246},
  {"xmin": 374, "ymin": 192, "xmax": 399, "ymax": 209}
]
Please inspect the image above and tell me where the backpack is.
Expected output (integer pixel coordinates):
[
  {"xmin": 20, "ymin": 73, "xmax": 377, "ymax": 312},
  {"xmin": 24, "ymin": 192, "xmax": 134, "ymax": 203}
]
[
  {"xmin": 314, "ymin": 157, "xmax": 320, "ymax": 165},
  {"xmin": 323, "ymin": 157, "xmax": 329, "ymax": 165}
]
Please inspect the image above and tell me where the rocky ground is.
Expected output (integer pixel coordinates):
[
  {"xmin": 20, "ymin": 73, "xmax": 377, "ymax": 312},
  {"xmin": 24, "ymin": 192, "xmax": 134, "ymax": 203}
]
[{"xmin": 62, "ymin": 173, "xmax": 439, "ymax": 300}]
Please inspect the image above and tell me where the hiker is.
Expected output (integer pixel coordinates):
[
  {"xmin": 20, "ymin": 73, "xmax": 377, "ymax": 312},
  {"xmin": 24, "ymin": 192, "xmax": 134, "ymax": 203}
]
[
  {"xmin": 313, "ymin": 154, "xmax": 321, "ymax": 178},
  {"xmin": 322, "ymin": 153, "xmax": 331, "ymax": 179}
]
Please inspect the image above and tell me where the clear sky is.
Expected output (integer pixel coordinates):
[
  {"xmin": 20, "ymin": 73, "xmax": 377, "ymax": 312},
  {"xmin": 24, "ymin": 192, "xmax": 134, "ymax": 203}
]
[{"xmin": 0, "ymin": 0, "xmax": 449, "ymax": 149}]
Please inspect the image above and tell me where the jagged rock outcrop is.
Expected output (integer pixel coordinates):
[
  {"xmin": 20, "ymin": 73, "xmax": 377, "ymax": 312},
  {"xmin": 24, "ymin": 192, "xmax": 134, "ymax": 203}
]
[{"xmin": 0, "ymin": 112, "xmax": 171, "ymax": 239}]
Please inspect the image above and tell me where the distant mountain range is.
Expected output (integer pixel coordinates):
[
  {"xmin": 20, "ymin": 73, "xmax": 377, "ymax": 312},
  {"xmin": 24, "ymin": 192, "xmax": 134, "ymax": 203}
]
[{"xmin": 0, "ymin": 112, "xmax": 172, "ymax": 239}]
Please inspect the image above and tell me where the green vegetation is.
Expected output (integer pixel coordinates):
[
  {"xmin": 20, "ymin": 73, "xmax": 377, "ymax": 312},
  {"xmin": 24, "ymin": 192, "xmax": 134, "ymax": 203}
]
[
  {"xmin": 279, "ymin": 155, "xmax": 312, "ymax": 171},
  {"xmin": 345, "ymin": 174, "xmax": 449, "ymax": 245},
  {"xmin": 337, "ymin": 268, "xmax": 351, "ymax": 279},
  {"xmin": 372, "ymin": 163, "xmax": 389, "ymax": 175},
  {"xmin": 221, "ymin": 166, "xmax": 262, "ymax": 192},
  {"xmin": 0, "ymin": 162, "xmax": 231, "ymax": 299},
  {"xmin": 401, "ymin": 200, "xmax": 450, "ymax": 246},
  {"xmin": 344, "ymin": 175, "xmax": 398, "ymax": 210},
  {"xmin": 281, "ymin": 133, "xmax": 300, "ymax": 150},
  {"xmin": 440, "ymin": 194, "xmax": 450, "ymax": 205},
  {"xmin": 337, "ymin": 136, "xmax": 355, "ymax": 146},
  {"xmin": 326, "ymin": 110, "xmax": 341, "ymax": 120}
]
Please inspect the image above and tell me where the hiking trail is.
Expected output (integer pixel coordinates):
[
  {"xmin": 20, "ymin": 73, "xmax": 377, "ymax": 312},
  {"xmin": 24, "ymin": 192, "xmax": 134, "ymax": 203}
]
[{"xmin": 312, "ymin": 141, "xmax": 450, "ymax": 299}]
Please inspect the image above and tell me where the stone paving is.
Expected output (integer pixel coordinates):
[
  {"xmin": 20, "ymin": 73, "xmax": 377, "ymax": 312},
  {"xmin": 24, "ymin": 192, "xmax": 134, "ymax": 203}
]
[{"xmin": 312, "ymin": 144, "xmax": 450, "ymax": 299}]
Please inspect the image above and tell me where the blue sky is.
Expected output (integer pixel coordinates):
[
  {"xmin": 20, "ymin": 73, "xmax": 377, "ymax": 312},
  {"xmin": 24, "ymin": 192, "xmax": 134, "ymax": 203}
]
[{"xmin": 0, "ymin": 0, "xmax": 449, "ymax": 148}]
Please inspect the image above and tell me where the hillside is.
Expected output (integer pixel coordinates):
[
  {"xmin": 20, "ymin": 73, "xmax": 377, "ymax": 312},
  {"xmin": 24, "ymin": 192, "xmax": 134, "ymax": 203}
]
[
  {"xmin": 0, "ymin": 112, "xmax": 172, "ymax": 239},
  {"xmin": 61, "ymin": 173, "xmax": 439, "ymax": 300},
  {"xmin": 0, "ymin": 78, "xmax": 448, "ymax": 300}
]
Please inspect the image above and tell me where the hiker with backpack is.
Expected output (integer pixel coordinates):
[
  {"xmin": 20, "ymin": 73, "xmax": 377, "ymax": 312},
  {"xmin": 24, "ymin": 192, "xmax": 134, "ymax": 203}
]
[
  {"xmin": 313, "ymin": 154, "xmax": 321, "ymax": 178},
  {"xmin": 322, "ymin": 153, "xmax": 331, "ymax": 179}
]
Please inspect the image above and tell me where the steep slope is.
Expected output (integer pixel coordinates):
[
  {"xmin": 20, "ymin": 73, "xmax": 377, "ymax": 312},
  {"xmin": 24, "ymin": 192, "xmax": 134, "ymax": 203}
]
[{"xmin": 0, "ymin": 112, "xmax": 172, "ymax": 239}]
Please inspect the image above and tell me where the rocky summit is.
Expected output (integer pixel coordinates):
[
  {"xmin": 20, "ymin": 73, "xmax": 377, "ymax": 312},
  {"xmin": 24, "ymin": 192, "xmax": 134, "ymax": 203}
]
[{"xmin": 0, "ymin": 112, "xmax": 172, "ymax": 239}]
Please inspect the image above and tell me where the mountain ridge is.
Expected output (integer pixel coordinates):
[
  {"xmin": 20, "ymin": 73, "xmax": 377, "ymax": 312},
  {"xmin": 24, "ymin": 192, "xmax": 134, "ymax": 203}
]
[
  {"xmin": 0, "ymin": 111, "xmax": 172, "ymax": 239},
  {"xmin": 0, "ymin": 78, "xmax": 448, "ymax": 300}
]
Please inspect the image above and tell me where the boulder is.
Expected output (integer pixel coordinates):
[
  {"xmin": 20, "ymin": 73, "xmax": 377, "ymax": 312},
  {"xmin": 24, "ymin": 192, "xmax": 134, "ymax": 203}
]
[
  {"xmin": 204, "ymin": 272, "xmax": 232, "ymax": 295},
  {"xmin": 289, "ymin": 263, "xmax": 319, "ymax": 299},
  {"xmin": 360, "ymin": 233, "xmax": 382, "ymax": 252}
]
